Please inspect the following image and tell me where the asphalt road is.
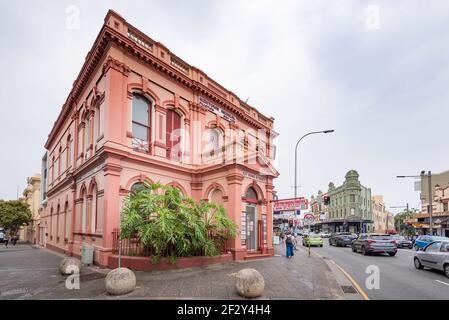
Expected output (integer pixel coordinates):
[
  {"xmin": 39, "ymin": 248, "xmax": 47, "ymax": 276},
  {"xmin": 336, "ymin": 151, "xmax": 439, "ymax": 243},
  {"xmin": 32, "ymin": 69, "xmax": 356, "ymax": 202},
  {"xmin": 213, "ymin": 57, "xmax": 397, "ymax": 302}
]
[{"xmin": 303, "ymin": 238, "xmax": 449, "ymax": 300}]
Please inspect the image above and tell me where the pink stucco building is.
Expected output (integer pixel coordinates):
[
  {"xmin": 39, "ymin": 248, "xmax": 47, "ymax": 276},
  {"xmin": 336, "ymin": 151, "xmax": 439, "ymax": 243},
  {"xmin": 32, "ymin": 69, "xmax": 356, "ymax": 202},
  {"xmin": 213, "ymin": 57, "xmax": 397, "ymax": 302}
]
[{"xmin": 40, "ymin": 10, "xmax": 279, "ymax": 268}]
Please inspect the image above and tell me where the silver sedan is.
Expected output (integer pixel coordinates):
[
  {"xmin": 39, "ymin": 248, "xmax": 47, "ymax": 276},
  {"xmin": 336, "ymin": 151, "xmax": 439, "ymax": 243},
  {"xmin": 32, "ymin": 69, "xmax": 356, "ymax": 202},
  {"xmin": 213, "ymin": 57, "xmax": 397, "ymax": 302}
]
[{"xmin": 414, "ymin": 240, "xmax": 449, "ymax": 278}]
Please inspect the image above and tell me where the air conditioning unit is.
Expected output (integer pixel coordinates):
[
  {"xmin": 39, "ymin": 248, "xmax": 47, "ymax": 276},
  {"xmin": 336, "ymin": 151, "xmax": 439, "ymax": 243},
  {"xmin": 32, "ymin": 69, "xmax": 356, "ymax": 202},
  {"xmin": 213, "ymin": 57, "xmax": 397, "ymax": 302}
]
[{"xmin": 81, "ymin": 244, "xmax": 94, "ymax": 265}]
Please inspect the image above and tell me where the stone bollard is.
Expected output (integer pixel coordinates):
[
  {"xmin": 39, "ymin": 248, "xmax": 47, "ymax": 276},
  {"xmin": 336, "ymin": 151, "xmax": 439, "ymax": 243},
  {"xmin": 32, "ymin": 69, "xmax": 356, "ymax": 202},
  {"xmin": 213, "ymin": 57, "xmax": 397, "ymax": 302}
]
[
  {"xmin": 234, "ymin": 268, "xmax": 265, "ymax": 298},
  {"xmin": 105, "ymin": 267, "xmax": 136, "ymax": 296},
  {"xmin": 59, "ymin": 257, "xmax": 82, "ymax": 275}
]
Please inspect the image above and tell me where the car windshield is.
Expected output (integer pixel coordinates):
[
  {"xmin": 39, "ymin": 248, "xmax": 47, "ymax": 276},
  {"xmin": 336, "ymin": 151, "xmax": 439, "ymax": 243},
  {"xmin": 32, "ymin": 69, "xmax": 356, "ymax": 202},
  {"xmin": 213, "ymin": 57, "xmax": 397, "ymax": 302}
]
[
  {"xmin": 393, "ymin": 235, "xmax": 405, "ymax": 240},
  {"xmin": 432, "ymin": 236, "xmax": 449, "ymax": 241},
  {"xmin": 309, "ymin": 233, "xmax": 321, "ymax": 238},
  {"xmin": 339, "ymin": 232, "xmax": 352, "ymax": 235},
  {"xmin": 370, "ymin": 235, "xmax": 392, "ymax": 240}
]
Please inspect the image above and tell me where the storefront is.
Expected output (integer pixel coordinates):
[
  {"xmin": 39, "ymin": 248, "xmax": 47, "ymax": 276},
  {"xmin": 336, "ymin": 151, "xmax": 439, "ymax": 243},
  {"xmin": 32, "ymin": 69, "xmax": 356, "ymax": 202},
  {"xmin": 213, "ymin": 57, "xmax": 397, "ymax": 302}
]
[{"xmin": 319, "ymin": 219, "xmax": 373, "ymax": 234}]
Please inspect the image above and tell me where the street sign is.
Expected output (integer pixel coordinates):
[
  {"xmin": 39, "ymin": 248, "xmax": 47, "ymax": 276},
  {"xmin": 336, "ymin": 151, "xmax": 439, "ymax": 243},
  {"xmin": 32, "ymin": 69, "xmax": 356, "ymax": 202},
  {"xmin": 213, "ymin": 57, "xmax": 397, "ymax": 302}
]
[{"xmin": 304, "ymin": 214, "xmax": 315, "ymax": 225}]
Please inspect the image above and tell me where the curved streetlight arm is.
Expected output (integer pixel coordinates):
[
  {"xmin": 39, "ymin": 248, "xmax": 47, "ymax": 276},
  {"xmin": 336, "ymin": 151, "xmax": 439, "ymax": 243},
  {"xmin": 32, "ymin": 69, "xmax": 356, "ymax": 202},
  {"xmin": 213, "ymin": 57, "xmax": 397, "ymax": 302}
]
[{"xmin": 294, "ymin": 130, "xmax": 334, "ymax": 199}]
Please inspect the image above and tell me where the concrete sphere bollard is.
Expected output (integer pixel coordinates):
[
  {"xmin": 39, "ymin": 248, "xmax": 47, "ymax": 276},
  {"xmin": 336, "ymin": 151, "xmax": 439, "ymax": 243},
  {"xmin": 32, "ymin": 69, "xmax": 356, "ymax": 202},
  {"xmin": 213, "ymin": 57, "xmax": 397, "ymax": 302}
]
[
  {"xmin": 235, "ymin": 268, "xmax": 265, "ymax": 298},
  {"xmin": 59, "ymin": 257, "xmax": 82, "ymax": 275},
  {"xmin": 105, "ymin": 267, "xmax": 136, "ymax": 296}
]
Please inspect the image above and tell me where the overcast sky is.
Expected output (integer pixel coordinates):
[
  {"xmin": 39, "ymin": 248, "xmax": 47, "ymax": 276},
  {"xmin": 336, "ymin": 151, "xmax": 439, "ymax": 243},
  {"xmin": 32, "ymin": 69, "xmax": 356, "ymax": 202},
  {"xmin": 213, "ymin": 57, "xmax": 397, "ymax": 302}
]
[{"xmin": 1, "ymin": 0, "xmax": 448, "ymax": 212}]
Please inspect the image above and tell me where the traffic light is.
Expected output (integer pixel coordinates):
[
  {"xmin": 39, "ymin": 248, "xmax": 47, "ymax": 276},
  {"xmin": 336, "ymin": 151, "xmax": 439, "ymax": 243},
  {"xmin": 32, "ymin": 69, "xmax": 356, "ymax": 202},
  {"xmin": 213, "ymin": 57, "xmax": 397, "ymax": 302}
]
[{"xmin": 323, "ymin": 196, "xmax": 330, "ymax": 205}]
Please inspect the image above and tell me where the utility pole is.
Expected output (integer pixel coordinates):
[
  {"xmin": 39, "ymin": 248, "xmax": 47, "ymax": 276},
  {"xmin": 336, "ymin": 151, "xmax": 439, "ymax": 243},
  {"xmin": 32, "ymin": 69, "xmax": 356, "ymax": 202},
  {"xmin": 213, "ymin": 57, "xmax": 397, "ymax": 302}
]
[{"xmin": 428, "ymin": 171, "xmax": 433, "ymax": 235}]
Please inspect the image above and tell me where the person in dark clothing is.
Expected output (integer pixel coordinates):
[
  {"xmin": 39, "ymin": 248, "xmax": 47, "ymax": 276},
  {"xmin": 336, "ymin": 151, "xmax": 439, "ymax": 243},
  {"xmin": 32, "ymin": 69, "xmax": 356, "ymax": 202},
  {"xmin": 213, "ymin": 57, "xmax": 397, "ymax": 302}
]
[
  {"xmin": 4, "ymin": 234, "xmax": 9, "ymax": 247},
  {"xmin": 285, "ymin": 231, "xmax": 294, "ymax": 258}
]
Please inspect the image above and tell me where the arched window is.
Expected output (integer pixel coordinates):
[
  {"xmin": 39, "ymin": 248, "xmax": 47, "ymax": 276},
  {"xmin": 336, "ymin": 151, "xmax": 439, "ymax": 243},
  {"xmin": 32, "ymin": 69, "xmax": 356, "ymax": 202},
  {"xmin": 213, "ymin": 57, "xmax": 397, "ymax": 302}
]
[
  {"xmin": 130, "ymin": 182, "xmax": 145, "ymax": 195},
  {"xmin": 85, "ymin": 114, "xmax": 91, "ymax": 152},
  {"xmin": 51, "ymin": 156, "xmax": 55, "ymax": 183},
  {"xmin": 56, "ymin": 205, "xmax": 60, "ymax": 242},
  {"xmin": 166, "ymin": 109, "xmax": 181, "ymax": 161},
  {"xmin": 50, "ymin": 207, "xmax": 53, "ymax": 240},
  {"xmin": 81, "ymin": 188, "xmax": 87, "ymax": 233},
  {"xmin": 58, "ymin": 146, "xmax": 62, "ymax": 176},
  {"xmin": 64, "ymin": 201, "xmax": 69, "ymax": 240},
  {"xmin": 132, "ymin": 94, "xmax": 151, "ymax": 152},
  {"xmin": 91, "ymin": 185, "xmax": 98, "ymax": 233},
  {"xmin": 66, "ymin": 135, "xmax": 71, "ymax": 168},
  {"xmin": 209, "ymin": 188, "xmax": 224, "ymax": 205},
  {"xmin": 209, "ymin": 128, "xmax": 220, "ymax": 150},
  {"xmin": 245, "ymin": 187, "xmax": 258, "ymax": 202}
]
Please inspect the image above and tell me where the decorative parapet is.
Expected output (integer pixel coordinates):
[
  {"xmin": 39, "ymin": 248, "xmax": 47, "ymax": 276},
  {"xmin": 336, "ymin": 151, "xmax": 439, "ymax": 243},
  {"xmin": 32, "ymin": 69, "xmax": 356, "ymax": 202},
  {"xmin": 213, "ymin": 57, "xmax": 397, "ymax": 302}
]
[
  {"xmin": 170, "ymin": 56, "xmax": 189, "ymax": 75},
  {"xmin": 127, "ymin": 27, "xmax": 154, "ymax": 52}
]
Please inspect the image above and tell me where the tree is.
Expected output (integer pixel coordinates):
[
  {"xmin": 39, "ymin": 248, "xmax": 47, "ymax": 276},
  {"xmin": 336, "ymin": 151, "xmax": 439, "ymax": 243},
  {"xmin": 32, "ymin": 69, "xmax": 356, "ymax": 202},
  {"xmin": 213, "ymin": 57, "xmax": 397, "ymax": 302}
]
[
  {"xmin": 0, "ymin": 200, "xmax": 32, "ymax": 237},
  {"xmin": 394, "ymin": 208, "xmax": 418, "ymax": 236},
  {"xmin": 120, "ymin": 182, "xmax": 237, "ymax": 263}
]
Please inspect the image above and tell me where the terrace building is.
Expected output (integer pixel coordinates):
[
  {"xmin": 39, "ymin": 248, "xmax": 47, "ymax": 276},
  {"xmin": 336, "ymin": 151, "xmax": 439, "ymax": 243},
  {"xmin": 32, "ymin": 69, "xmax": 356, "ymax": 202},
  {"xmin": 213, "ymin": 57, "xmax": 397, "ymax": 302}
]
[{"xmin": 40, "ymin": 10, "xmax": 279, "ymax": 268}]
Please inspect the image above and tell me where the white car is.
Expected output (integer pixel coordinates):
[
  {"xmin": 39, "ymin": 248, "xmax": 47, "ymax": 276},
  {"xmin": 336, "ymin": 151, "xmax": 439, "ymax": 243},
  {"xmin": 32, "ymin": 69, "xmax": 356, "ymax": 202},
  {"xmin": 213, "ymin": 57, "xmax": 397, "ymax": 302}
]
[
  {"xmin": 414, "ymin": 240, "xmax": 449, "ymax": 278},
  {"xmin": 320, "ymin": 232, "xmax": 331, "ymax": 238}
]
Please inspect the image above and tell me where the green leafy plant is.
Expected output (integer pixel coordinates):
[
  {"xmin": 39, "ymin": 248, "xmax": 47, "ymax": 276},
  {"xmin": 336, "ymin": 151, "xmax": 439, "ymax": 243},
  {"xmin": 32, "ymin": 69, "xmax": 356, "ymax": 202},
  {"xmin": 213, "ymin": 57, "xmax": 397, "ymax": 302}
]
[
  {"xmin": 0, "ymin": 200, "xmax": 32, "ymax": 238},
  {"xmin": 120, "ymin": 182, "xmax": 237, "ymax": 263}
]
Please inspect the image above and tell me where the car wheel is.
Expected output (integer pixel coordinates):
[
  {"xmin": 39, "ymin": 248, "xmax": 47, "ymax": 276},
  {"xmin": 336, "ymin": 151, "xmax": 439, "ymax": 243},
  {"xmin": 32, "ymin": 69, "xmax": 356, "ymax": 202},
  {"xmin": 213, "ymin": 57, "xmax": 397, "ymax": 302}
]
[
  {"xmin": 388, "ymin": 252, "xmax": 396, "ymax": 257},
  {"xmin": 362, "ymin": 246, "xmax": 368, "ymax": 255},
  {"xmin": 414, "ymin": 257, "xmax": 424, "ymax": 270},
  {"xmin": 352, "ymin": 245, "xmax": 357, "ymax": 252},
  {"xmin": 444, "ymin": 264, "xmax": 449, "ymax": 279}
]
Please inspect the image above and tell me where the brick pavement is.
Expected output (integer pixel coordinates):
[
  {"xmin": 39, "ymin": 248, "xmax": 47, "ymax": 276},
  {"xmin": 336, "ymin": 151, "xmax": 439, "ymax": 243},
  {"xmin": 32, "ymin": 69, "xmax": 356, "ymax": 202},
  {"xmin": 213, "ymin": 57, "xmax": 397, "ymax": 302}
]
[{"xmin": 0, "ymin": 243, "xmax": 352, "ymax": 300}]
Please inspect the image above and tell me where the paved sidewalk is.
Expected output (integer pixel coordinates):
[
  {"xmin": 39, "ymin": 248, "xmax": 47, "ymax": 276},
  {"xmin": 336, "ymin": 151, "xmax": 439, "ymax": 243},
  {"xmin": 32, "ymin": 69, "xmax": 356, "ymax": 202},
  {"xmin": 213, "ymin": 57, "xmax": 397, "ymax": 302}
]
[{"xmin": 0, "ymin": 243, "xmax": 359, "ymax": 300}]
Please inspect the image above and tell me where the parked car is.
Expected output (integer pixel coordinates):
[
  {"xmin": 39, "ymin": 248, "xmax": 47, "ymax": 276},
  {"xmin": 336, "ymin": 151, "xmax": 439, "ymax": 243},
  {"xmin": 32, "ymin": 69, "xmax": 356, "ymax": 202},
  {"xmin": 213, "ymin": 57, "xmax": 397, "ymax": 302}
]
[
  {"xmin": 329, "ymin": 232, "xmax": 356, "ymax": 247},
  {"xmin": 414, "ymin": 240, "xmax": 449, "ymax": 279},
  {"xmin": 0, "ymin": 227, "xmax": 4, "ymax": 243},
  {"xmin": 303, "ymin": 233, "xmax": 323, "ymax": 247},
  {"xmin": 320, "ymin": 231, "xmax": 331, "ymax": 238},
  {"xmin": 391, "ymin": 235, "xmax": 413, "ymax": 249},
  {"xmin": 414, "ymin": 235, "xmax": 449, "ymax": 251},
  {"xmin": 352, "ymin": 233, "xmax": 397, "ymax": 256}
]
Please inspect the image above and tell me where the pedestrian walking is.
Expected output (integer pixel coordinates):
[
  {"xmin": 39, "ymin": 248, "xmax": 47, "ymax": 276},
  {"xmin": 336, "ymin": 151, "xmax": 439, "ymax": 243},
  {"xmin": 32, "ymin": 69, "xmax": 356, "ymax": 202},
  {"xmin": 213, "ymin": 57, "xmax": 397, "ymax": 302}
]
[
  {"xmin": 4, "ymin": 233, "xmax": 9, "ymax": 247},
  {"xmin": 285, "ymin": 231, "xmax": 294, "ymax": 258},
  {"xmin": 12, "ymin": 236, "xmax": 17, "ymax": 246},
  {"xmin": 280, "ymin": 231, "xmax": 285, "ymax": 244}
]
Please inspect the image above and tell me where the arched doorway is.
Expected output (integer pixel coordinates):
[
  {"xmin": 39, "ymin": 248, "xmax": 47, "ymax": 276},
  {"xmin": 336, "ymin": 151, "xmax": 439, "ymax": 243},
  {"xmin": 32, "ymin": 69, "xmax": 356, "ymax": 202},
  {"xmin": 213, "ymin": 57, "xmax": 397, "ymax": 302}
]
[{"xmin": 245, "ymin": 187, "xmax": 258, "ymax": 251}]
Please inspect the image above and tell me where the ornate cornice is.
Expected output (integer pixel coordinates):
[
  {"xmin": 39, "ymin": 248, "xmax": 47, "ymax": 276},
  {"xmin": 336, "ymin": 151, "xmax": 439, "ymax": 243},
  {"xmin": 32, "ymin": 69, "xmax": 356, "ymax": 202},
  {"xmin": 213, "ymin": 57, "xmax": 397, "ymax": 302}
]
[{"xmin": 102, "ymin": 56, "xmax": 130, "ymax": 76}]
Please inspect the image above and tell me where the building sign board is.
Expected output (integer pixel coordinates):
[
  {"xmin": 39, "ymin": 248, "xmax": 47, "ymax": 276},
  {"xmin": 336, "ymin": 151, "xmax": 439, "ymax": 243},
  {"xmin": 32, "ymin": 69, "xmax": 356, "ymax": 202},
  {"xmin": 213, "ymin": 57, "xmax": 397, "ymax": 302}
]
[
  {"xmin": 243, "ymin": 171, "xmax": 267, "ymax": 183},
  {"xmin": 273, "ymin": 198, "xmax": 309, "ymax": 211},
  {"xmin": 199, "ymin": 97, "xmax": 236, "ymax": 123}
]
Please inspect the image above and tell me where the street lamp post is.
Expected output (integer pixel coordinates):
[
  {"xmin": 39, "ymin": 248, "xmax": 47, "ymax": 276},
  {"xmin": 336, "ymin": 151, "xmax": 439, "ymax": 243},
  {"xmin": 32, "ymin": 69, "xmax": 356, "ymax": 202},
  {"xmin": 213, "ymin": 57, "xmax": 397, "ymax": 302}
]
[
  {"xmin": 390, "ymin": 203, "xmax": 409, "ymax": 234},
  {"xmin": 294, "ymin": 130, "xmax": 334, "ymax": 202}
]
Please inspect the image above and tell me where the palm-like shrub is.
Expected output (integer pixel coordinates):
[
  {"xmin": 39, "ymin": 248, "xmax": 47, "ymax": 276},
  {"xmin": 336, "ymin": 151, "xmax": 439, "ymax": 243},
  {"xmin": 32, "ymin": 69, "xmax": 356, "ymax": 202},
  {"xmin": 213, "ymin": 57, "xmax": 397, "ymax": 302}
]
[{"xmin": 120, "ymin": 182, "xmax": 237, "ymax": 263}]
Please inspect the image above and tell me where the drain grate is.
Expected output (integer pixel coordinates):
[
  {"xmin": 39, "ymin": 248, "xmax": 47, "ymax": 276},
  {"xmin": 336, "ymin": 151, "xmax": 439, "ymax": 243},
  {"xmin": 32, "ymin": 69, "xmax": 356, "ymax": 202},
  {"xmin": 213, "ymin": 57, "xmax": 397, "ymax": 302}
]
[{"xmin": 341, "ymin": 285, "xmax": 357, "ymax": 294}]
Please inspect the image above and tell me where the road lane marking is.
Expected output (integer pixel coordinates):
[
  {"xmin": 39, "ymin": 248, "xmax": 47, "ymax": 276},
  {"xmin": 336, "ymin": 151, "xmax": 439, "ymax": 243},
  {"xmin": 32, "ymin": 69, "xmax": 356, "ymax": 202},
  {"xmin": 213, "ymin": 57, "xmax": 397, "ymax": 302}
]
[
  {"xmin": 330, "ymin": 260, "xmax": 370, "ymax": 300},
  {"xmin": 297, "ymin": 245, "xmax": 370, "ymax": 300},
  {"xmin": 435, "ymin": 280, "xmax": 449, "ymax": 286}
]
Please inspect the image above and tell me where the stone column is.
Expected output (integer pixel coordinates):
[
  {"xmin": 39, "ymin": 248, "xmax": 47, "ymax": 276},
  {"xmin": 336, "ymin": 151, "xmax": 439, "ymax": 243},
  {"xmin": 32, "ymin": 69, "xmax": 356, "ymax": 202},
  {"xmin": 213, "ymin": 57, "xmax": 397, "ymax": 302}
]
[
  {"xmin": 100, "ymin": 155, "xmax": 122, "ymax": 267},
  {"xmin": 265, "ymin": 179, "xmax": 275, "ymax": 255},
  {"xmin": 226, "ymin": 168, "xmax": 245, "ymax": 260}
]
